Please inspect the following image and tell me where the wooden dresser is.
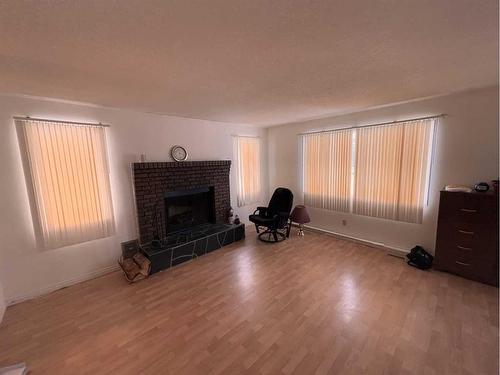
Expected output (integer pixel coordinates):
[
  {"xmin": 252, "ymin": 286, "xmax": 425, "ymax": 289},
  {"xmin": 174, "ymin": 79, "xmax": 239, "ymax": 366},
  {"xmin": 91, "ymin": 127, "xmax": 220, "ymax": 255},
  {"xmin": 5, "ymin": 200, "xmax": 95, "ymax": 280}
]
[{"xmin": 434, "ymin": 191, "xmax": 499, "ymax": 286}]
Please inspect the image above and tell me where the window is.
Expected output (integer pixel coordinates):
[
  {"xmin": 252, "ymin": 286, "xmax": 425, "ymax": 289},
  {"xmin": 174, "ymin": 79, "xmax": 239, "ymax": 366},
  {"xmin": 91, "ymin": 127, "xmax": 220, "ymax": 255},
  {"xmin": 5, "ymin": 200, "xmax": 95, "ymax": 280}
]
[
  {"xmin": 303, "ymin": 129, "xmax": 352, "ymax": 212},
  {"xmin": 302, "ymin": 119, "xmax": 435, "ymax": 224},
  {"xmin": 17, "ymin": 118, "xmax": 115, "ymax": 249},
  {"xmin": 234, "ymin": 136, "xmax": 261, "ymax": 207}
]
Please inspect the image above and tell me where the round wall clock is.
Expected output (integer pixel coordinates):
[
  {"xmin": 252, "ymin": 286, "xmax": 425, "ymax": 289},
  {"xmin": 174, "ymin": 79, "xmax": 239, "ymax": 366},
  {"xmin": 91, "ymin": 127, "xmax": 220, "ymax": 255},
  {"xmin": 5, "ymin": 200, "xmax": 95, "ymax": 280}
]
[{"xmin": 171, "ymin": 145, "xmax": 188, "ymax": 161}]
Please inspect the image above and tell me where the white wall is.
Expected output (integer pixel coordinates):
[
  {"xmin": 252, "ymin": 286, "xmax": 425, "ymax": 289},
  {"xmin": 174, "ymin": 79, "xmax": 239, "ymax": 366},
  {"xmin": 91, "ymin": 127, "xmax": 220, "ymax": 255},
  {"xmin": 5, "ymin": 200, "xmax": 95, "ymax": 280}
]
[
  {"xmin": 268, "ymin": 87, "xmax": 499, "ymax": 252},
  {"xmin": 0, "ymin": 281, "xmax": 5, "ymax": 322},
  {"xmin": 1, "ymin": 86, "xmax": 497, "ymax": 309},
  {"xmin": 0, "ymin": 94, "xmax": 267, "ymax": 305}
]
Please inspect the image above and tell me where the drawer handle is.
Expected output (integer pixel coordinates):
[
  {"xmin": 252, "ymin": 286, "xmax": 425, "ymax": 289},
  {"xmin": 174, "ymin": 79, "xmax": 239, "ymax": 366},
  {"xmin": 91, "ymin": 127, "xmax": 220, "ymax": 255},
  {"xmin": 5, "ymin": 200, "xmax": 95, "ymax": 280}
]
[
  {"xmin": 455, "ymin": 261, "xmax": 470, "ymax": 267},
  {"xmin": 460, "ymin": 208, "xmax": 477, "ymax": 213},
  {"xmin": 457, "ymin": 245, "xmax": 472, "ymax": 251},
  {"xmin": 458, "ymin": 229, "xmax": 474, "ymax": 235}
]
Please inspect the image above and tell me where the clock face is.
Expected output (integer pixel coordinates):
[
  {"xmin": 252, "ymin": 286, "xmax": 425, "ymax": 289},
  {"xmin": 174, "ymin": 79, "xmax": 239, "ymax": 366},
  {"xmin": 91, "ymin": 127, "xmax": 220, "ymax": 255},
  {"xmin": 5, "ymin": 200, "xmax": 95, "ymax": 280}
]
[{"xmin": 171, "ymin": 145, "xmax": 188, "ymax": 161}]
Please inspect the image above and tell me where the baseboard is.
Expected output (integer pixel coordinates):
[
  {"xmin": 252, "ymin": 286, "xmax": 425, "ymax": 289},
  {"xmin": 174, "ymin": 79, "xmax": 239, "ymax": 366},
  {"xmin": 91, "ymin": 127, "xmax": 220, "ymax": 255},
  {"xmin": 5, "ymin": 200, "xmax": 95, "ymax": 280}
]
[
  {"xmin": 6, "ymin": 226, "xmax": 408, "ymax": 306},
  {"xmin": 301, "ymin": 224, "xmax": 409, "ymax": 258},
  {"xmin": 6, "ymin": 263, "xmax": 120, "ymax": 306}
]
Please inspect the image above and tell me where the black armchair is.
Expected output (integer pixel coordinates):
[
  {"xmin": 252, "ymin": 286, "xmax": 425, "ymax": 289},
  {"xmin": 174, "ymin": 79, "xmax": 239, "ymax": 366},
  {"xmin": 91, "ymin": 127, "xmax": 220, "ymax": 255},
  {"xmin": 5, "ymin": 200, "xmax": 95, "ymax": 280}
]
[{"xmin": 249, "ymin": 187, "xmax": 294, "ymax": 242}]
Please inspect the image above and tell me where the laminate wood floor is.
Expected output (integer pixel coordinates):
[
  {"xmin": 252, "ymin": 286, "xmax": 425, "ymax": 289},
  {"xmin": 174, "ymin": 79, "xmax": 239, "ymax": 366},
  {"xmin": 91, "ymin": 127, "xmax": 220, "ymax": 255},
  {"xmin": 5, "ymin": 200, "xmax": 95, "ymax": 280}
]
[{"xmin": 0, "ymin": 230, "xmax": 498, "ymax": 375}]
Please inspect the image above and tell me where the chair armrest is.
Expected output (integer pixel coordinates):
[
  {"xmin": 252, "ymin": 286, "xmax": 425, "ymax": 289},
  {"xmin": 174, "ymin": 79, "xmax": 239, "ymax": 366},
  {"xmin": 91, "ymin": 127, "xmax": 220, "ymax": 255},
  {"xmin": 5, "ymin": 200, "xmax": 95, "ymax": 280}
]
[
  {"xmin": 254, "ymin": 206, "xmax": 269, "ymax": 215},
  {"xmin": 270, "ymin": 211, "xmax": 290, "ymax": 219}
]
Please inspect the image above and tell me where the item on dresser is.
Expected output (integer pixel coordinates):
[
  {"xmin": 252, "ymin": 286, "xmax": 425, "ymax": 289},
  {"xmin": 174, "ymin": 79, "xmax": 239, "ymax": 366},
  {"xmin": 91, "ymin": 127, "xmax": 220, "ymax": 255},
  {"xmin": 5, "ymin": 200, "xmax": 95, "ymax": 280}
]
[
  {"xmin": 492, "ymin": 179, "xmax": 499, "ymax": 195},
  {"xmin": 474, "ymin": 182, "xmax": 489, "ymax": 192},
  {"xmin": 444, "ymin": 184, "xmax": 472, "ymax": 193},
  {"xmin": 434, "ymin": 191, "xmax": 499, "ymax": 286}
]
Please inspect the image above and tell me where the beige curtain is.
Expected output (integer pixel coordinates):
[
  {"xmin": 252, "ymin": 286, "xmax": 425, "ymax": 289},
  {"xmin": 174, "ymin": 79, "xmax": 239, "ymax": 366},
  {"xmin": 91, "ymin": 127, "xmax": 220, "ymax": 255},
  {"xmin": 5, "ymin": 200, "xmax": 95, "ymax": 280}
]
[
  {"xmin": 235, "ymin": 136, "xmax": 261, "ymax": 207},
  {"xmin": 17, "ymin": 119, "xmax": 115, "ymax": 249},
  {"xmin": 353, "ymin": 119, "xmax": 433, "ymax": 223},
  {"xmin": 302, "ymin": 130, "xmax": 352, "ymax": 212}
]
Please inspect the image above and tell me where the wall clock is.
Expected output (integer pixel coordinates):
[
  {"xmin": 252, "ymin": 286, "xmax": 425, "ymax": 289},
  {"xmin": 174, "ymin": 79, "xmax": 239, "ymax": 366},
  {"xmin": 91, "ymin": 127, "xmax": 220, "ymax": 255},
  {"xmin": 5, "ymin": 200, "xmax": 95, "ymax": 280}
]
[{"xmin": 171, "ymin": 145, "xmax": 188, "ymax": 161}]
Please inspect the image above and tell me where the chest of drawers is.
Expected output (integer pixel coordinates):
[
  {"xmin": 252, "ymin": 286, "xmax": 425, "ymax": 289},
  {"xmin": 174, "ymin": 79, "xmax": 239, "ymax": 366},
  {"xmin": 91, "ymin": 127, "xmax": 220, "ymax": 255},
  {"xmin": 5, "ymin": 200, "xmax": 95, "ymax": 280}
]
[{"xmin": 434, "ymin": 191, "xmax": 498, "ymax": 286}]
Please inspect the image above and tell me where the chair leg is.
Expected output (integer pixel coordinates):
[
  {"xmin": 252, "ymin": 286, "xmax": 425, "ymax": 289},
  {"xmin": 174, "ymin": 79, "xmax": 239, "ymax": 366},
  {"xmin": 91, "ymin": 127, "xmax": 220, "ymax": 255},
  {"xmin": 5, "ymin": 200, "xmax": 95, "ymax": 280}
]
[
  {"xmin": 286, "ymin": 220, "xmax": 291, "ymax": 238},
  {"xmin": 258, "ymin": 229, "xmax": 286, "ymax": 243},
  {"xmin": 255, "ymin": 224, "xmax": 260, "ymax": 233}
]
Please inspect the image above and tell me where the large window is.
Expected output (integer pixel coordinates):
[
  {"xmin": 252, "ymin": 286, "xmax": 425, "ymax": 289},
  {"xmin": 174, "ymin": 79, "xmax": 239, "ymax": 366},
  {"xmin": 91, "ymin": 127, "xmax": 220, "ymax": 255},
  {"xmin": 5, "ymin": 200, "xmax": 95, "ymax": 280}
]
[
  {"xmin": 17, "ymin": 118, "xmax": 115, "ymax": 249},
  {"xmin": 303, "ymin": 129, "xmax": 352, "ymax": 212},
  {"xmin": 302, "ymin": 119, "xmax": 434, "ymax": 224},
  {"xmin": 234, "ymin": 136, "xmax": 261, "ymax": 207}
]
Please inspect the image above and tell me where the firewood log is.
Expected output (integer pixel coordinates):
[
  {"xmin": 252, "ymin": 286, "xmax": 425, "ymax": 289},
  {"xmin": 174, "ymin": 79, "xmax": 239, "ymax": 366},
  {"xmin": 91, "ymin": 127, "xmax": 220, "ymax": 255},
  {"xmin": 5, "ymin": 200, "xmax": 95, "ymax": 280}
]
[{"xmin": 133, "ymin": 252, "xmax": 151, "ymax": 276}]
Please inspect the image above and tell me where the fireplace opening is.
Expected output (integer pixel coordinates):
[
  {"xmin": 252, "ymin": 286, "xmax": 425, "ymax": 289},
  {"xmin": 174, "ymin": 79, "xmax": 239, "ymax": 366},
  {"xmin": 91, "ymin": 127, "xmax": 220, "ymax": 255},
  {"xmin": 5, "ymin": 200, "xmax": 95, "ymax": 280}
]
[{"xmin": 164, "ymin": 186, "xmax": 216, "ymax": 234}]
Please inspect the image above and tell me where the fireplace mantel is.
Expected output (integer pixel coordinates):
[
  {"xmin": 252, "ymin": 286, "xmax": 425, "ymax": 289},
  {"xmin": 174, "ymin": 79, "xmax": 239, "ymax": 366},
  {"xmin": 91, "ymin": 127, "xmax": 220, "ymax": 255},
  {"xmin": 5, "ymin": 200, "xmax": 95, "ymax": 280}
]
[{"xmin": 133, "ymin": 160, "xmax": 231, "ymax": 244}]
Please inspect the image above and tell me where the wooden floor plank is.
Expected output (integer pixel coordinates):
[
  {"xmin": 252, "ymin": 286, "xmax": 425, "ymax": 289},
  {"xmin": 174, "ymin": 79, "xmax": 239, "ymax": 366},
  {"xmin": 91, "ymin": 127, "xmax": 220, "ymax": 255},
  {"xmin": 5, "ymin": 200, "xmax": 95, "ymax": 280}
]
[{"xmin": 0, "ymin": 230, "xmax": 498, "ymax": 374}]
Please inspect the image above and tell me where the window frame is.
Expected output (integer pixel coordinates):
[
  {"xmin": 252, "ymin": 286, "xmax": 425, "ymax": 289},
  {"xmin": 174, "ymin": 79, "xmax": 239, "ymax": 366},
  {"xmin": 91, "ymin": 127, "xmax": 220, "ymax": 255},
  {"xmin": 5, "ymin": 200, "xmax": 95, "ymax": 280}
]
[
  {"xmin": 16, "ymin": 117, "xmax": 115, "ymax": 249},
  {"xmin": 234, "ymin": 135, "xmax": 262, "ymax": 208},
  {"xmin": 301, "ymin": 118, "xmax": 436, "ymax": 224}
]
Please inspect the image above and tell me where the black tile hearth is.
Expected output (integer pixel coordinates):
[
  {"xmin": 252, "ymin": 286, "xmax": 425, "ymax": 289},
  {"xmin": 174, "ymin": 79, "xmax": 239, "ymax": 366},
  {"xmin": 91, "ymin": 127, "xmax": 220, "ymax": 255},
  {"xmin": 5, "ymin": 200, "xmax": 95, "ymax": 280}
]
[{"xmin": 141, "ymin": 223, "xmax": 245, "ymax": 274}]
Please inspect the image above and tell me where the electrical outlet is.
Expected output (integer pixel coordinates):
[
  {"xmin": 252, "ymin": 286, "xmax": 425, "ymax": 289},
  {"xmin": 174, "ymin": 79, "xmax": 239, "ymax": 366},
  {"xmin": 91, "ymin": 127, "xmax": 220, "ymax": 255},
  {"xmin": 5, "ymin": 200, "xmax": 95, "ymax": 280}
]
[{"xmin": 342, "ymin": 219, "xmax": 347, "ymax": 226}]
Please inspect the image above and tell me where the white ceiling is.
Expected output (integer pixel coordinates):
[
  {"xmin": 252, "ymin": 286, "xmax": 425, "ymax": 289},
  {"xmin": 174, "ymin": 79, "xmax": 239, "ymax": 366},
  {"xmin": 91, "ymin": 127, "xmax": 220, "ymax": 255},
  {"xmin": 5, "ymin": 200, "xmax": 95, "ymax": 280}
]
[{"xmin": 0, "ymin": 0, "xmax": 497, "ymax": 126}]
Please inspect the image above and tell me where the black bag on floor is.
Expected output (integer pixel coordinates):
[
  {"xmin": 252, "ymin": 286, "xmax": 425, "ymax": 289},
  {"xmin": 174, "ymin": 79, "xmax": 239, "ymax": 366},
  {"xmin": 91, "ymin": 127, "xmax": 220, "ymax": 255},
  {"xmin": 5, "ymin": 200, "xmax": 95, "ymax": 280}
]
[{"xmin": 406, "ymin": 246, "xmax": 433, "ymax": 270}]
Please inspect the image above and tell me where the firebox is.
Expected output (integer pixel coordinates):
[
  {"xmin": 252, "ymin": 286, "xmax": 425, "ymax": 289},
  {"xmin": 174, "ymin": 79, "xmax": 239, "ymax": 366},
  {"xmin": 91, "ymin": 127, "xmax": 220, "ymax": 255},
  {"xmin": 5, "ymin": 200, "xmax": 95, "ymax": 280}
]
[{"xmin": 164, "ymin": 187, "xmax": 215, "ymax": 234}]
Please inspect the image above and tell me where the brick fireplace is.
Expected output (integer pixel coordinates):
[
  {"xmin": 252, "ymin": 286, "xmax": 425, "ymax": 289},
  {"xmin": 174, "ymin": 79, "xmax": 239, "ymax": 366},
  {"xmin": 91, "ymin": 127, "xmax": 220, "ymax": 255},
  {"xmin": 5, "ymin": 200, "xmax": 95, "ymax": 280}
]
[{"xmin": 133, "ymin": 160, "xmax": 231, "ymax": 244}]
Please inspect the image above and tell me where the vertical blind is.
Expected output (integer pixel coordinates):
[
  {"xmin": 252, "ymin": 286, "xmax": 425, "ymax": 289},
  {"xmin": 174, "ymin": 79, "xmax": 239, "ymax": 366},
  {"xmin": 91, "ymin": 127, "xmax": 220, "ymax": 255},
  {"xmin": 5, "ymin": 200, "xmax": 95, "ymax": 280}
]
[
  {"xmin": 302, "ymin": 118, "xmax": 434, "ymax": 224},
  {"xmin": 17, "ymin": 118, "xmax": 115, "ymax": 249},
  {"xmin": 234, "ymin": 136, "xmax": 261, "ymax": 207},
  {"xmin": 354, "ymin": 120, "xmax": 433, "ymax": 223},
  {"xmin": 303, "ymin": 129, "xmax": 352, "ymax": 212}
]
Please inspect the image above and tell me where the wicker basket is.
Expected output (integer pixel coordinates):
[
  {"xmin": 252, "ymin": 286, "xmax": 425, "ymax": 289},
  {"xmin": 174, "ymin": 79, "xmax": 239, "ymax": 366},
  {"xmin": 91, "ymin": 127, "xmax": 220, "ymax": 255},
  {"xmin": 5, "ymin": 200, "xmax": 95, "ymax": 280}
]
[{"xmin": 118, "ymin": 252, "xmax": 151, "ymax": 283}]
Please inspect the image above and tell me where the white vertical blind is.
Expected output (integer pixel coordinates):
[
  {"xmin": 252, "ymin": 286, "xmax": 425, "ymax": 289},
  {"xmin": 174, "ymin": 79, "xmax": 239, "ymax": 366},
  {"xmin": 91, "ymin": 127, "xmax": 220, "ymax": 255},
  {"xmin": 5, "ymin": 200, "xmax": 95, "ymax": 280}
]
[
  {"xmin": 353, "ymin": 119, "xmax": 433, "ymax": 223},
  {"xmin": 353, "ymin": 124, "xmax": 404, "ymax": 220},
  {"xmin": 17, "ymin": 118, "xmax": 115, "ymax": 249},
  {"xmin": 234, "ymin": 136, "xmax": 261, "ymax": 207},
  {"xmin": 301, "ymin": 118, "xmax": 434, "ymax": 224},
  {"xmin": 303, "ymin": 130, "xmax": 352, "ymax": 212}
]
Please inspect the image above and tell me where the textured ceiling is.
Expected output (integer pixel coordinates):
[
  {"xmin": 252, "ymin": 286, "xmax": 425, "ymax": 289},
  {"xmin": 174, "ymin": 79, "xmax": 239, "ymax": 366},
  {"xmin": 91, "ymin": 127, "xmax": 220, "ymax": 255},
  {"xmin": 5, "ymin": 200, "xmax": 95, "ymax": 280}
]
[{"xmin": 0, "ymin": 0, "xmax": 497, "ymax": 126}]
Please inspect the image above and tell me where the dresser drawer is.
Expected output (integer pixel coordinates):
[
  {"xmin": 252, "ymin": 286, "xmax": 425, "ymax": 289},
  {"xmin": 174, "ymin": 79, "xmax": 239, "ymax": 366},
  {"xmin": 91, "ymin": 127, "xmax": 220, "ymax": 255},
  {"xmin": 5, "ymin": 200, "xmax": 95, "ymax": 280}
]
[
  {"xmin": 437, "ymin": 222, "xmax": 496, "ymax": 250},
  {"xmin": 435, "ymin": 191, "xmax": 499, "ymax": 286},
  {"xmin": 435, "ymin": 242, "xmax": 497, "ymax": 284},
  {"xmin": 438, "ymin": 192, "xmax": 497, "ymax": 224},
  {"xmin": 445, "ymin": 256, "xmax": 497, "ymax": 286},
  {"xmin": 447, "ymin": 243, "xmax": 495, "ymax": 264}
]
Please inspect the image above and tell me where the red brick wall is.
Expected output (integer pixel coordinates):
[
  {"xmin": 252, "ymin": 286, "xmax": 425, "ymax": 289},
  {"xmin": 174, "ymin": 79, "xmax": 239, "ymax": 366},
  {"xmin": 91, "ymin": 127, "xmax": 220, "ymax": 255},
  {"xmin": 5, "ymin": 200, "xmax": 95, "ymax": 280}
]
[{"xmin": 133, "ymin": 160, "xmax": 231, "ymax": 244}]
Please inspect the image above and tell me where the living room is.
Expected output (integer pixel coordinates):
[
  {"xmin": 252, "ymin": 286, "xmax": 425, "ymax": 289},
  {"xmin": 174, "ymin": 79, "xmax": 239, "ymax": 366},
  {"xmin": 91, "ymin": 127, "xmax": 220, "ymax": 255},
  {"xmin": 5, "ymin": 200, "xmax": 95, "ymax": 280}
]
[{"xmin": 0, "ymin": 1, "xmax": 498, "ymax": 374}]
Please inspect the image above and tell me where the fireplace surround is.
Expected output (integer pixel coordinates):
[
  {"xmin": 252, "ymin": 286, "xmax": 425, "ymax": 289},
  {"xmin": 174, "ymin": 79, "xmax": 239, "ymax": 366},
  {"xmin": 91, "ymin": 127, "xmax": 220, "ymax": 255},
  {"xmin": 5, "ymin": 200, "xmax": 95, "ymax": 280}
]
[
  {"xmin": 132, "ymin": 160, "xmax": 244, "ymax": 274},
  {"xmin": 133, "ymin": 160, "xmax": 231, "ymax": 244}
]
